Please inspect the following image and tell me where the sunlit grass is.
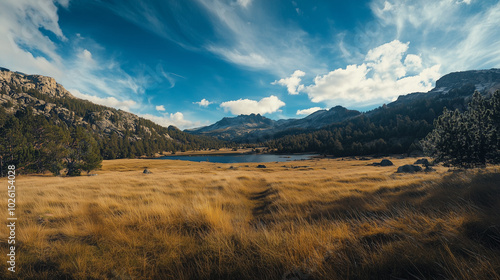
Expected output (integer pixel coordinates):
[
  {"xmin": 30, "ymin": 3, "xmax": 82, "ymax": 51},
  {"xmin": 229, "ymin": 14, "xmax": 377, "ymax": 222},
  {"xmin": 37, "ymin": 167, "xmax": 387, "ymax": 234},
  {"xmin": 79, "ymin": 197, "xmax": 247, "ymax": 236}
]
[{"xmin": 0, "ymin": 157, "xmax": 499, "ymax": 279}]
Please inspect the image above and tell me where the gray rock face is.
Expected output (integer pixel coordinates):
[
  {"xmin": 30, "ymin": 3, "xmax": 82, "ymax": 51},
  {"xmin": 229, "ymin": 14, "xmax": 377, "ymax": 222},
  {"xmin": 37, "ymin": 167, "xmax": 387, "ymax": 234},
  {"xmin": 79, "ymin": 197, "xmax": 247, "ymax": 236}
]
[
  {"xmin": 397, "ymin": 165, "xmax": 423, "ymax": 173},
  {"xmin": 414, "ymin": 158, "xmax": 431, "ymax": 166},
  {"xmin": 372, "ymin": 159, "xmax": 393, "ymax": 166},
  {"xmin": 424, "ymin": 166, "xmax": 436, "ymax": 172},
  {"xmin": 388, "ymin": 68, "xmax": 500, "ymax": 108},
  {"xmin": 0, "ymin": 68, "xmax": 171, "ymax": 141},
  {"xmin": 380, "ymin": 159, "xmax": 394, "ymax": 166}
]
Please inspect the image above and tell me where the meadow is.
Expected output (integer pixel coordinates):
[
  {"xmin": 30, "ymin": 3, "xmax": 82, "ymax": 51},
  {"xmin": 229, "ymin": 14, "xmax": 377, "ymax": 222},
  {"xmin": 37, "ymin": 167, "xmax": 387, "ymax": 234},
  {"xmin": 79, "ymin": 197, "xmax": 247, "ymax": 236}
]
[{"xmin": 0, "ymin": 157, "xmax": 499, "ymax": 279}]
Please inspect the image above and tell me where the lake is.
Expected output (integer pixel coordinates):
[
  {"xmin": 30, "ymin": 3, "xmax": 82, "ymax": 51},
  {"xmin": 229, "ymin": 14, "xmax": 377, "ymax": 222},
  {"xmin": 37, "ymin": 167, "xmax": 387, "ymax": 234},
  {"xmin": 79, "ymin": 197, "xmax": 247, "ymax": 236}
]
[{"xmin": 157, "ymin": 154, "xmax": 317, "ymax": 163}]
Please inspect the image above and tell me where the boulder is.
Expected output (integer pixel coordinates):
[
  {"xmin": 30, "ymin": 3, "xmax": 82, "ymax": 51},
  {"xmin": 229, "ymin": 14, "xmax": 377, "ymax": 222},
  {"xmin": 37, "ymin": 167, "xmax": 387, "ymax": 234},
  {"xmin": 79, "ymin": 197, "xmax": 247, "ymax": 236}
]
[
  {"xmin": 414, "ymin": 158, "xmax": 431, "ymax": 166},
  {"xmin": 256, "ymin": 165, "xmax": 267, "ymax": 168},
  {"xmin": 380, "ymin": 159, "xmax": 394, "ymax": 166},
  {"xmin": 143, "ymin": 169, "xmax": 152, "ymax": 174},
  {"xmin": 424, "ymin": 166, "xmax": 436, "ymax": 172},
  {"xmin": 373, "ymin": 159, "xmax": 393, "ymax": 166},
  {"xmin": 396, "ymin": 165, "xmax": 422, "ymax": 173}
]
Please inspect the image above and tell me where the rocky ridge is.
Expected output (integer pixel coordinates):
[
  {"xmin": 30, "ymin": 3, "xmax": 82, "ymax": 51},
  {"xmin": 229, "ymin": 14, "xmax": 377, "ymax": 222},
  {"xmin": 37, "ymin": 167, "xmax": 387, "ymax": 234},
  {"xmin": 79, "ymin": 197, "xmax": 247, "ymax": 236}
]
[{"xmin": 0, "ymin": 68, "xmax": 168, "ymax": 140}]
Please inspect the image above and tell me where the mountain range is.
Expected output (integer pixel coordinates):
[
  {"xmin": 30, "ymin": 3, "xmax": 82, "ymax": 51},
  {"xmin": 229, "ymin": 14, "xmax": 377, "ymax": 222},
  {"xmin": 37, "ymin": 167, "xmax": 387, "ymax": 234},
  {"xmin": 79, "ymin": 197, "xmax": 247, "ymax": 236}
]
[
  {"xmin": 1, "ymin": 66, "xmax": 499, "ymax": 161},
  {"xmin": 187, "ymin": 68, "xmax": 500, "ymax": 144},
  {"xmin": 0, "ymin": 67, "xmax": 225, "ymax": 162},
  {"xmin": 186, "ymin": 105, "xmax": 361, "ymax": 142}
]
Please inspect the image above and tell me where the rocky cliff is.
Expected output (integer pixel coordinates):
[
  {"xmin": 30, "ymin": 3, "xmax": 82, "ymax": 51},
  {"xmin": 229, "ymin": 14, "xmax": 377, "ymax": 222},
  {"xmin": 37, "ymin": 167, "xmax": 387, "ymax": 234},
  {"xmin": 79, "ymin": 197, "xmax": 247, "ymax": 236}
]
[
  {"xmin": 0, "ymin": 68, "xmax": 158, "ymax": 140},
  {"xmin": 0, "ymin": 68, "xmax": 222, "ymax": 158}
]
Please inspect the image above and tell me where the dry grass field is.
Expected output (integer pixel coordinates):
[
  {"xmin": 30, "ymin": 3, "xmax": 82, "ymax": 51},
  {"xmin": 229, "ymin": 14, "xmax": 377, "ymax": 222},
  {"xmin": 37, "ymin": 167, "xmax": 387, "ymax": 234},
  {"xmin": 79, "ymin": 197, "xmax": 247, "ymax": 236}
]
[{"xmin": 1, "ymin": 157, "xmax": 499, "ymax": 279}]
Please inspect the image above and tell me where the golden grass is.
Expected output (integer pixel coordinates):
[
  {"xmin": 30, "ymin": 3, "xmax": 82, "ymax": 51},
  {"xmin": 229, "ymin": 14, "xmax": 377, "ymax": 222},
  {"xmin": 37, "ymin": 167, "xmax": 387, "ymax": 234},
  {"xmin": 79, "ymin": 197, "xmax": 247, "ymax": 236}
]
[{"xmin": 1, "ymin": 157, "xmax": 499, "ymax": 279}]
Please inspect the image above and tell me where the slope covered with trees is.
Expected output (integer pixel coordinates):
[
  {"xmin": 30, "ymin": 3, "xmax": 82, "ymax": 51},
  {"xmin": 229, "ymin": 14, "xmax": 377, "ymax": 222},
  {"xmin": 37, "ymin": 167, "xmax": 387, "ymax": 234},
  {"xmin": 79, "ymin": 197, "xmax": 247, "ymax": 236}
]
[
  {"xmin": 0, "ymin": 69, "xmax": 226, "ymax": 176},
  {"xmin": 266, "ymin": 86, "xmax": 476, "ymax": 156},
  {"xmin": 422, "ymin": 91, "xmax": 500, "ymax": 168}
]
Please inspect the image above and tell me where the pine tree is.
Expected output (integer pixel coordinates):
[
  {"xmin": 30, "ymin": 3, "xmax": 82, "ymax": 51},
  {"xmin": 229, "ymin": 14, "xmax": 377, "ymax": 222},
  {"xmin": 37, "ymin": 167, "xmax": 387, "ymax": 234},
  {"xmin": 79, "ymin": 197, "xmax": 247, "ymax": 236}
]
[
  {"xmin": 489, "ymin": 91, "xmax": 500, "ymax": 163},
  {"xmin": 65, "ymin": 127, "xmax": 102, "ymax": 176},
  {"xmin": 422, "ymin": 91, "xmax": 499, "ymax": 168}
]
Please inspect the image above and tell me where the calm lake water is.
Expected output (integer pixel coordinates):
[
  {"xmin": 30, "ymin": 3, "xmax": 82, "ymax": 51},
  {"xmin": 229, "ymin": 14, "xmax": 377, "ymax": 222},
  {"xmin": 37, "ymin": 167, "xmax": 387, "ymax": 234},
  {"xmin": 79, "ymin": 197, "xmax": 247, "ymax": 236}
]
[{"xmin": 157, "ymin": 154, "xmax": 317, "ymax": 163}]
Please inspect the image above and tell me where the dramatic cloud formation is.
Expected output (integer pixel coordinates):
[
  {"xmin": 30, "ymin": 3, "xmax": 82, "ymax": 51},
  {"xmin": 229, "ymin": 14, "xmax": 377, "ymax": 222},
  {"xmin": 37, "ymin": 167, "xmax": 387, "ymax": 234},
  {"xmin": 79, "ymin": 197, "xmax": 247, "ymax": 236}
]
[
  {"xmin": 368, "ymin": 0, "xmax": 500, "ymax": 73},
  {"xmin": 296, "ymin": 107, "xmax": 324, "ymax": 116},
  {"xmin": 2, "ymin": 0, "xmax": 500, "ymax": 124},
  {"xmin": 156, "ymin": 105, "xmax": 166, "ymax": 111},
  {"xmin": 0, "ymin": 0, "xmax": 67, "ymax": 78},
  {"xmin": 303, "ymin": 40, "xmax": 441, "ymax": 108},
  {"xmin": 0, "ymin": 0, "xmax": 156, "ymax": 116},
  {"xmin": 272, "ymin": 70, "xmax": 305, "ymax": 95},
  {"xmin": 194, "ymin": 98, "xmax": 213, "ymax": 107},
  {"xmin": 220, "ymin": 95, "xmax": 285, "ymax": 115}
]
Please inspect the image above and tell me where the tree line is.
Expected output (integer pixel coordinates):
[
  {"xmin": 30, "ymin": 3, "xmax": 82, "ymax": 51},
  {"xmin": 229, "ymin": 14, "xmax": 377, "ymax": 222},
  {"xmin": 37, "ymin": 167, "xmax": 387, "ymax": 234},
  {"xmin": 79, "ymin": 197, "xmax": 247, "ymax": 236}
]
[
  {"xmin": 422, "ymin": 91, "xmax": 499, "ymax": 168},
  {"xmin": 0, "ymin": 107, "xmax": 101, "ymax": 176},
  {"xmin": 0, "ymin": 88, "xmax": 227, "ymax": 176},
  {"xmin": 266, "ymin": 85, "xmax": 487, "ymax": 157}
]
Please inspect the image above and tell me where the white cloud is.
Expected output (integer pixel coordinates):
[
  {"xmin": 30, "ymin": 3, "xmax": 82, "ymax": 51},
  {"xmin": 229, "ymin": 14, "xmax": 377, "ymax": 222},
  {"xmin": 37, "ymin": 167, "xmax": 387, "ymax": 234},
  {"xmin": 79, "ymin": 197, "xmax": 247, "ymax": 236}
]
[
  {"xmin": 0, "ymin": 0, "xmax": 66, "ymax": 78},
  {"xmin": 156, "ymin": 105, "xmax": 166, "ymax": 111},
  {"xmin": 404, "ymin": 54, "xmax": 422, "ymax": 71},
  {"xmin": 140, "ymin": 112, "xmax": 201, "ymax": 129},
  {"xmin": 0, "ymin": 0, "xmax": 208, "ymax": 133},
  {"xmin": 296, "ymin": 107, "xmax": 324, "ymax": 116},
  {"xmin": 304, "ymin": 40, "xmax": 441, "ymax": 108},
  {"xmin": 236, "ymin": 0, "xmax": 252, "ymax": 8},
  {"xmin": 70, "ymin": 89, "xmax": 138, "ymax": 111},
  {"xmin": 272, "ymin": 70, "xmax": 306, "ymax": 95},
  {"xmin": 220, "ymin": 95, "xmax": 285, "ymax": 115},
  {"xmin": 382, "ymin": 1, "xmax": 393, "ymax": 11},
  {"xmin": 365, "ymin": 40, "xmax": 409, "ymax": 79},
  {"xmin": 369, "ymin": 0, "xmax": 500, "ymax": 73},
  {"xmin": 194, "ymin": 98, "xmax": 213, "ymax": 107},
  {"xmin": 0, "ymin": 0, "xmax": 148, "ymax": 112},
  {"xmin": 80, "ymin": 49, "xmax": 93, "ymax": 62},
  {"xmin": 206, "ymin": 47, "xmax": 270, "ymax": 69}
]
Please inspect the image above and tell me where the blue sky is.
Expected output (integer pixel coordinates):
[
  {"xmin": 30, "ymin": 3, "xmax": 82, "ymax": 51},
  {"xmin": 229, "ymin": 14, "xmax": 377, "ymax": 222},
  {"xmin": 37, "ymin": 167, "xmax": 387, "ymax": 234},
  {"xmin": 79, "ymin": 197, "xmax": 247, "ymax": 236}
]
[{"xmin": 1, "ymin": 0, "xmax": 500, "ymax": 128}]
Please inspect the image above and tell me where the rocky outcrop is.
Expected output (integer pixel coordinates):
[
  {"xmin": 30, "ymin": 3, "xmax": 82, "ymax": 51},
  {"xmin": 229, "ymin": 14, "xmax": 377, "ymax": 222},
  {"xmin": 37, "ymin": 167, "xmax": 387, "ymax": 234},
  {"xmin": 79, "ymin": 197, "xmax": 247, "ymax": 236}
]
[
  {"xmin": 373, "ymin": 159, "xmax": 394, "ymax": 166},
  {"xmin": 0, "ymin": 70, "xmax": 75, "ymax": 99},
  {"xmin": 414, "ymin": 158, "xmax": 431, "ymax": 166},
  {"xmin": 0, "ymin": 68, "xmax": 170, "ymax": 141},
  {"xmin": 396, "ymin": 165, "xmax": 423, "ymax": 173}
]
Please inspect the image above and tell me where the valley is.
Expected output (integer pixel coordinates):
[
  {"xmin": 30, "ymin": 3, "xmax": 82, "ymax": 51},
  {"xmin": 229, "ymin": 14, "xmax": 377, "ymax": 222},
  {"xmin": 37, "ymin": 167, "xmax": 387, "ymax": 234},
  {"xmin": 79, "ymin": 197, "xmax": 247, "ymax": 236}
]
[{"xmin": 1, "ymin": 157, "xmax": 499, "ymax": 279}]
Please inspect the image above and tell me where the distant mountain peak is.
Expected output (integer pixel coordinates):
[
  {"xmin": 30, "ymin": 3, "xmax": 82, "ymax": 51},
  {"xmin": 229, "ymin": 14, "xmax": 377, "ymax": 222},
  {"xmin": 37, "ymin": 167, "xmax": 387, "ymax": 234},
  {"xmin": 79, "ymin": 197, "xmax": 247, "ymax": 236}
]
[
  {"xmin": 187, "ymin": 104, "xmax": 361, "ymax": 141},
  {"xmin": 187, "ymin": 68, "xmax": 500, "ymax": 143}
]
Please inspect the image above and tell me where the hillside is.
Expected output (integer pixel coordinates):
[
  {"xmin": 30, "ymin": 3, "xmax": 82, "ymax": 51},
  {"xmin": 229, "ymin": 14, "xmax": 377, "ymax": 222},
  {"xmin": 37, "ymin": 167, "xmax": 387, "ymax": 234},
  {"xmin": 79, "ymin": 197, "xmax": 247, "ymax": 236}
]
[
  {"xmin": 188, "ymin": 69, "xmax": 500, "ymax": 152},
  {"xmin": 267, "ymin": 69, "xmax": 500, "ymax": 155},
  {"xmin": 0, "ymin": 68, "xmax": 225, "ymax": 174},
  {"xmin": 187, "ymin": 106, "xmax": 361, "ymax": 142}
]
